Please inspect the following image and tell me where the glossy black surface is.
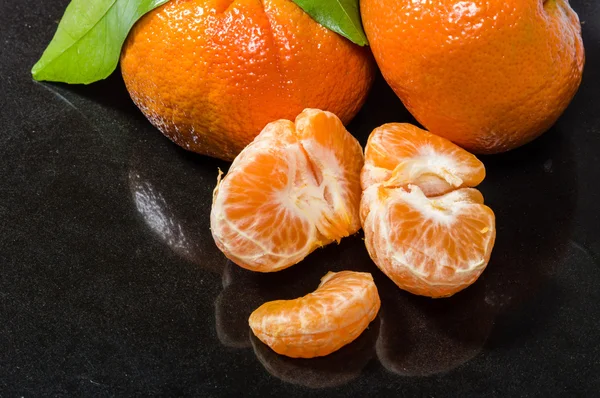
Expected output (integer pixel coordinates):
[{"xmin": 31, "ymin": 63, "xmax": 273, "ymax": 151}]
[{"xmin": 1, "ymin": 1, "xmax": 599, "ymax": 396}]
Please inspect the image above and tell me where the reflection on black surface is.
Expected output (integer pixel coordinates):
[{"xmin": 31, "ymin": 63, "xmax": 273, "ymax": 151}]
[
  {"xmin": 130, "ymin": 171, "xmax": 196, "ymax": 258},
  {"xmin": 215, "ymin": 239, "xmax": 381, "ymax": 385},
  {"xmin": 375, "ymin": 278, "xmax": 493, "ymax": 377},
  {"xmin": 346, "ymin": 74, "xmax": 578, "ymax": 376},
  {"xmin": 250, "ymin": 317, "xmax": 379, "ymax": 389},
  {"xmin": 128, "ymin": 139, "xmax": 229, "ymax": 275},
  {"xmin": 215, "ymin": 261, "xmax": 264, "ymax": 348},
  {"xmin": 126, "ymin": 69, "xmax": 578, "ymax": 382},
  {"xmin": 374, "ymin": 127, "xmax": 577, "ymax": 376},
  {"xmin": 215, "ymin": 261, "xmax": 280, "ymax": 349},
  {"xmin": 477, "ymin": 126, "xmax": 576, "ymax": 315},
  {"xmin": 216, "ymin": 261, "xmax": 265, "ymax": 348},
  {"xmin": 214, "ymin": 251, "xmax": 370, "ymax": 350}
]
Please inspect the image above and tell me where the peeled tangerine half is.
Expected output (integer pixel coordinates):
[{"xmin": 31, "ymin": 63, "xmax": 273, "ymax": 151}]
[
  {"xmin": 211, "ymin": 109, "xmax": 364, "ymax": 272},
  {"xmin": 249, "ymin": 271, "xmax": 380, "ymax": 358},
  {"xmin": 361, "ymin": 123, "xmax": 496, "ymax": 298}
]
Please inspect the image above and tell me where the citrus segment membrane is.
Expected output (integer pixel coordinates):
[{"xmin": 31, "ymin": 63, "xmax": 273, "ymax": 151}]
[
  {"xmin": 361, "ymin": 123, "xmax": 485, "ymax": 197},
  {"xmin": 249, "ymin": 271, "xmax": 381, "ymax": 358},
  {"xmin": 211, "ymin": 109, "xmax": 363, "ymax": 272},
  {"xmin": 360, "ymin": 123, "xmax": 495, "ymax": 298}
]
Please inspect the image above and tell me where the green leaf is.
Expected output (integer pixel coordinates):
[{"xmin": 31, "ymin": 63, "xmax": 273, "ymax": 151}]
[
  {"xmin": 292, "ymin": 0, "xmax": 368, "ymax": 46},
  {"xmin": 31, "ymin": 0, "xmax": 169, "ymax": 84}
]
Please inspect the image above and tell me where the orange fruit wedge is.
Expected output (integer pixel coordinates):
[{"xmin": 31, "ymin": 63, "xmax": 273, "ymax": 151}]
[
  {"xmin": 249, "ymin": 271, "xmax": 380, "ymax": 358},
  {"xmin": 361, "ymin": 123, "xmax": 486, "ymax": 197},
  {"xmin": 361, "ymin": 124, "xmax": 496, "ymax": 298},
  {"xmin": 210, "ymin": 109, "xmax": 364, "ymax": 272}
]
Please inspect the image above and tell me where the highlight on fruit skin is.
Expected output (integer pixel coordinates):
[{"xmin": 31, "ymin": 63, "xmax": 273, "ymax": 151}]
[
  {"xmin": 360, "ymin": 123, "xmax": 496, "ymax": 298},
  {"xmin": 360, "ymin": 0, "xmax": 584, "ymax": 154},
  {"xmin": 210, "ymin": 109, "xmax": 364, "ymax": 272},
  {"xmin": 120, "ymin": 0, "xmax": 374, "ymax": 161},
  {"xmin": 249, "ymin": 271, "xmax": 381, "ymax": 358}
]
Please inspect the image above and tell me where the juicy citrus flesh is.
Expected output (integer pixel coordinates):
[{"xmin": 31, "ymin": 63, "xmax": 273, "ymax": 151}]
[
  {"xmin": 249, "ymin": 271, "xmax": 381, "ymax": 358},
  {"xmin": 360, "ymin": 124, "xmax": 496, "ymax": 298},
  {"xmin": 361, "ymin": 0, "xmax": 584, "ymax": 154},
  {"xmin": 361, "ymin": 123, "xmax": 486, "ymax": 197},
  {"xmin": 121, "ymin": 0, "xmax": 374, "ymax": 161},
  {"xmin": 211, "ymin": 109, "xmax": 364, "ymax": 272}
]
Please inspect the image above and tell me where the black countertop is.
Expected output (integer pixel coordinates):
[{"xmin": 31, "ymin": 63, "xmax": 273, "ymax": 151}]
[{"xmin": 1, "ymin": 0, "xmax": 599, "ymax": 396}]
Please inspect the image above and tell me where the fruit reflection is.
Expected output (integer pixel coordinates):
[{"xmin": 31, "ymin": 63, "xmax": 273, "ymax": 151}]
[
  {"xmin": 477, "ymin": 126, "xmax": 576, "ymax": 315},
  {"xmin": 216, "ymin": 237, "xmax": 381, "ymax": 386},
  {"xmin": 130, "ymin": 172, "xmax": 197, "ymax": 259},
  {"xmin": 250, "ymin": 317, "xmax": 379, "ymax": 389},
  {"xmin": 128, "ymin": 140, "xmax": 228, "ymax": 275},
  {"xmin": 215, "ymin": 262, "xmax": 263, "ymax": 348},
  {"xmin": 129, "ymin": 75, "xmax": 576, "ymax": 379},
  {"xmin": 375, "ymin": 277, "xmax": 494, "ymax": 376},
  {"xmin": 373, "ymin": 126, "xmax": 576, "ymax": 376}
]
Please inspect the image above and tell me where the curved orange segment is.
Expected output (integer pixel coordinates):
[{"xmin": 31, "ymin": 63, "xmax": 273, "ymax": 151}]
[
  {"xmin": 361, "ymin": 123, "xmax": 486, "ymax": 197},
  {"xmin": 249, "ymin": 271, "xmax": 381, "ymax": 358}
]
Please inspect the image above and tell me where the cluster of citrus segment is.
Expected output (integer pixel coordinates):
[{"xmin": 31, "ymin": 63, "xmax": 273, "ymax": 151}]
[
  {"xmin": 361, "ymin": 124, "xmax": 496, "ymax": 298},
  {"xmin": 210, "ymin": 109, "xmax": 364, "ymax": 272},
  {"xmin": 210, "ymin": 109, "xmax": 496, "ymax": 358}
]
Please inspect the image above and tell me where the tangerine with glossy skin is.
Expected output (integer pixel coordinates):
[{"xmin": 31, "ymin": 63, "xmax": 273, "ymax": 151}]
[
  {"xmin": 360, "ymin": 0, "xmax": 584, "ymax": 153},
  {"xmin": 361, "ymin": 124, "xmax": 496, "ymax": 298},
  {"xmin": 121, "ymin": 0, "xmax": 374, "ymax": 160},
  {"xmin": 210, "ymin": 109, "xmax": 363, "ymax": 272},
  {"xmin": 249, "ymin": 271, "xmax": 380, "ymax": 358}
]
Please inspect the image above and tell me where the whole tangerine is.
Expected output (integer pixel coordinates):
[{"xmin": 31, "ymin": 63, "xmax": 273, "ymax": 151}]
[
  {"xmin": 121, "ymin": 0, "xmax": 375, "ymax": 160},
  {"xmin": 361, "ymin": 0, "xmax": 584, "ymax": 153}
]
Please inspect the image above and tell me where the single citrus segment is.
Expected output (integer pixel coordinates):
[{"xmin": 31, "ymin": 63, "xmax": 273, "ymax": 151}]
[
  {"xmin": 361, "ymin": 123, "xmax": 485, "ymax": 196},
  {"xmin": 249, "ymin": 271, "xmax": 380, "ymax": 358},
  {"xmin": 211, "ymin": 109, "xmax": 363, "ymax": 272},
  {"xmin": 360, "ymin": 124, "xmax": 495, "ymax": 298},
  {"xmin": 362, "ymin": 185, "xmax": 495, "ymax": 297}
]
